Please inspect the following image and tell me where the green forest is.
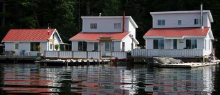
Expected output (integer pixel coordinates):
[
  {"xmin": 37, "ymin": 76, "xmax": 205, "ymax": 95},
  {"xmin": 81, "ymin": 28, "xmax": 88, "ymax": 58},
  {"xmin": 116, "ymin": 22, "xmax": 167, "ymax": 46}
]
[{"xmin": 0, "ymin": 0, "xmax": 220, "ymax": 57}]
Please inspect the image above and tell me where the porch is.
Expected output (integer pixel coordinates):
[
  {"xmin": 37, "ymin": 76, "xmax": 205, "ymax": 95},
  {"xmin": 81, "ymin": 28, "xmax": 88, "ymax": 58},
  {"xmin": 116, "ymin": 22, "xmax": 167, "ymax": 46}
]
[
  {"xmin": 44, "ymin": 51, "xmax": 127, "ymax": 59},
  {"xmin": 131, "ymin": 49, "xmax": 204, "ymax": 58}
]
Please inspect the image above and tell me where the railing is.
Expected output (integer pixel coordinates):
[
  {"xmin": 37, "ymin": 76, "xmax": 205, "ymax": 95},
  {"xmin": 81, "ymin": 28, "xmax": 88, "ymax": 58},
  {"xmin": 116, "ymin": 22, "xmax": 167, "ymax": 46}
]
[
  {"xmin": 112, "ymin": 52, "xmax": 127, "ymax": 59},
  {"xmin": 44, "ymin": 51, "xmax": 127, "ymax": 59},
  {"xmin": 132, "ymin": 49, "xmax": 204, "ymax": 58}
]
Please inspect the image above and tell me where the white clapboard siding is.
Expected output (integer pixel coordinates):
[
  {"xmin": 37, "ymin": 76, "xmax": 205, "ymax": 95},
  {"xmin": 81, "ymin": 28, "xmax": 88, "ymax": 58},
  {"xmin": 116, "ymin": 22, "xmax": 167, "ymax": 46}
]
[
  {"xmin": 88, "ymin": 52, "xmax": 100, "ymax": 59},
  {"xmin": 132, "ymin": 49, "xmax": 204, "ymax": 58},
  {"xmin": 45, "ymin": 51, "xmax": 59, "ymax": 57},
  {"xmin": 29, "ymin": 51, "xmax": 38, "ymax": 56},
  {"xmin": 112, "ymin": 52, "xmax": 127, "ymax": 59},
  {"xmin": 131, "ymin": 49, "xmax": 147, "ymax": 57},
  {"xmin": 73, "ymin": 51, "xmax": 87, "ymax": 58},
  {"xmin": 59, "ymin": 51, "xmax": 73, "ymax": 58}
]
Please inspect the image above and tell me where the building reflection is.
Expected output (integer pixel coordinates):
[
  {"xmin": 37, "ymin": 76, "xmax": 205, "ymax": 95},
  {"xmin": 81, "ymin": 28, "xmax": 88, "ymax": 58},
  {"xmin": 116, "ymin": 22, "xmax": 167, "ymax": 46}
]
[{"xmin": 0, "ymin": 63, "xmax": 217, "ymax": 95}]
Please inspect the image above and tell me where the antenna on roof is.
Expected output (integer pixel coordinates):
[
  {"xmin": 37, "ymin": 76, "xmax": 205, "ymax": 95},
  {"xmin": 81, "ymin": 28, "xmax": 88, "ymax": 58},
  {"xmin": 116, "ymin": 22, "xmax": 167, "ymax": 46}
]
[
  {"xmin": 200, "ymin": 4, "xmax": 204, "ymax": 29},
  {"xmin": 99, "ymin": 13, "xmax": 102, "ymax": 17}
]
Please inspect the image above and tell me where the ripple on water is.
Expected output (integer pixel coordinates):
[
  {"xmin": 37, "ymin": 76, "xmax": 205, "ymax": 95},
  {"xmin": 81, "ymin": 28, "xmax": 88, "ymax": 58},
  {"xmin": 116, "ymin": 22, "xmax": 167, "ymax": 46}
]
[{"xmin": 0, "ymin": 64, "xmax": 218, "ymax": 95}]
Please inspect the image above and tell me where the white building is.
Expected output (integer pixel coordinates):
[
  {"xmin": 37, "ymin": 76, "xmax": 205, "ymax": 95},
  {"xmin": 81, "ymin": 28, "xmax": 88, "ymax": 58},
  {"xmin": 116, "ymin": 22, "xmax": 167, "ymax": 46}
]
[
  {"xmin": 133, "ymin": 10, "xmax": 214, "ymax": 58},
  {"xmin": 70, "ymin": 16, "xmax": 139, "ymax": 57},
  {"xmin": 2, "ymin": 29, "xmax": 63, "ymax": 56}
]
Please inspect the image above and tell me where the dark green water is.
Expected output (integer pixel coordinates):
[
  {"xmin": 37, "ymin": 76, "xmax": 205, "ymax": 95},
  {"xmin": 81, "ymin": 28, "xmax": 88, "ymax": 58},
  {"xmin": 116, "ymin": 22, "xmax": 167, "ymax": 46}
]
[{"xmin": 0, "ymin": 63, "xmax": 220, "ymax": 95}]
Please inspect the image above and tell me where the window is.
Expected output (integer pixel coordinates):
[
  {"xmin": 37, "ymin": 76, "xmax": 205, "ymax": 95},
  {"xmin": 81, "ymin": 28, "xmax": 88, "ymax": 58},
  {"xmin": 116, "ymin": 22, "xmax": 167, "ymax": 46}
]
[
  {"xmin": 173, "ymin": 39, "xmax": 177, "ymax": 49},
  {"xmin": 114, "ymin": 23, "xmax": 121, "ymax": 29},
  {"xmin": 194, "ymin": 19, "xmax": 200, "ymax": 25},
  {"xmin": 15, "ymin": 43, "xmax": 19, "ymax": 49},
  {"xmin": 122, "ymin": 42, "xmax": 125, "ymax": 51},
  {"xmin": 186, "ymin": 39, "xmax": 197, "ymax": 49},
  {"xmin": 30, "ymin": 42, "xmax": 40, "ymax": 51},
  {"xmin": 94, "ymin": 42, "xmax": 98, "ymax": 51},
  {"xmin": 178, "ymin": 20, "xmax": 181, "ymax": 25},
  {"xmin": 78, "ymin": 41, "xmax": 87, "ymax": 51},
  {"xmin": 105, "ymin": 42, "xmax": 110, "ymax": 51},
  {"xmin": 90, "ymin": 23, "xmax": 97, "ymax": 29},
  {"xmin": 153, "ymin": 39, "xmax": 164, "ymax": 49},
  {"xmin": 50, "ymin": 44, "xmax": 53, "ymax": 49},
  {"xmin": 158, "ymin": 20, "xmax": 165, "ymax": 26}
]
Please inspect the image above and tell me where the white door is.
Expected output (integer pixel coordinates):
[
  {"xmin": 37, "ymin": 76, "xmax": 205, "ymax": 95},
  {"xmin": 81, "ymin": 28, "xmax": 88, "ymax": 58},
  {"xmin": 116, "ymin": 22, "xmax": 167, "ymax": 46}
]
[{"xmin": 14, "ymin": 43, "xmax": 19, "ymax": 55}]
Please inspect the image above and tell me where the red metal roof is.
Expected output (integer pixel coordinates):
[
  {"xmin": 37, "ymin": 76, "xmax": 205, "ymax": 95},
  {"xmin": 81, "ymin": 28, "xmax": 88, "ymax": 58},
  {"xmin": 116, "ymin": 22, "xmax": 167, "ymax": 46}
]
[
  {"xmin": 144, "ymin": 27, "xmax": 210, "ymax": 38},
  {"xmin": 2, "ymin": 29, "xmax": 55, "ymax": 42},
  {"xmin": 70, "ymin": 32, "xmax": 129, "ymax": 41}
]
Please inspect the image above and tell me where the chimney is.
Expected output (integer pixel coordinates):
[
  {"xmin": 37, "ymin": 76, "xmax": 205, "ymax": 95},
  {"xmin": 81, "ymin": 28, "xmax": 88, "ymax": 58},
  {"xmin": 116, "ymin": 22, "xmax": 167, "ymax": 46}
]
[
  {"xmin": 47, "ymin": 23, "xmax": 50, "ymax": 35},
  {"xmin": 200, "ymin": 4, "xmax": 204, "ymax": 29}
]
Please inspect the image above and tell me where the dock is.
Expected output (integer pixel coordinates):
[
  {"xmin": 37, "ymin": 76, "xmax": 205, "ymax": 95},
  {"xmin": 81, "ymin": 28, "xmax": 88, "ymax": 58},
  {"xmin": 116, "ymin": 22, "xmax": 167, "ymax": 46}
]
[
  {"xmin": 38, "ymin": 59, "xmax": 111, "ymax": 66},
  {"xmin": 159, "ymin": 62, "xmax": 219, "ymax": 68}
]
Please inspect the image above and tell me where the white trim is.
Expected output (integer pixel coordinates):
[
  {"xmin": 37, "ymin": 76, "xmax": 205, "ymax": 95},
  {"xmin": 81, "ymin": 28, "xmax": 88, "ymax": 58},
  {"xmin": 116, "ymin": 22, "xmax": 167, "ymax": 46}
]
[
  {"xmin": 183, "ymin": 36, "xmax": 206, "ymax": 39},
  {"xmin": 144, "ymin": 36, "xmax": 164, "ymax": 39},
  {"xmin": 2, "ymin": 41, "xmax": 47, "ymax": 42},
  {"xmin": 69, "ymin": 39, "xmax": 122, "ymax": 42},
  {"xmin": 81, "ymin": 16, "xmax": 138, "ymax": 28},
  {"xmin": 150, "ymin": 10, "xmax": 213, "ymax": 22},
  {"xmin": 50, "ymin": 29, "xmax": 63, "ymax": 43}
]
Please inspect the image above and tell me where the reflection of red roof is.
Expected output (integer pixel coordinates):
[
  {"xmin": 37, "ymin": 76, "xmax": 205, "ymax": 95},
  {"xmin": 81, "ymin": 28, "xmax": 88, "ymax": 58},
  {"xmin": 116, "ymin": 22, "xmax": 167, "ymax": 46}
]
[
  {"xmin": 2, "ymin": 29, "xmax": 55, "ymax": 42},
  {"xmin": 144, "ymin": 27, "xmax": 209, "ymax": 38},
  {"xmin": 70, "ymin": 32, "xmax": 129, "ymax": 41}
]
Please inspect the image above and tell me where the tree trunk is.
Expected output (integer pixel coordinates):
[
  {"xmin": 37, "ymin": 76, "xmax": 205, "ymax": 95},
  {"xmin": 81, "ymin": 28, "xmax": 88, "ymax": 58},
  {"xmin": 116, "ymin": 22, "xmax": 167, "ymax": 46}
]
[
  {"xmin": 34, "ymin": 11, "xmax": 40, "ymax": 27},
  {"xmin": 86, "ymin": 1, "xmax": 90, "ymax": 15},
  {"xmin": 2, "ymin": 0, "xmax": 5, "ymax": 27},
  {"xmin": 32, "ymin": 0, "xmax": 40, "ymax": 27}
]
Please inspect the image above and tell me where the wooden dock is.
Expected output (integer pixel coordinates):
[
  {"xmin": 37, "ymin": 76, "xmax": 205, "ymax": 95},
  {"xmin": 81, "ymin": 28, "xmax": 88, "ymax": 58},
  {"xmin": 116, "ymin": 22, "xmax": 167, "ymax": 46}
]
[
  {"xmin": 38, "ymin": 59, "xmax": 111, "ymax": 66},
  {"xmin": 159, "ymin": 62, "xmax": 219, "ymax": 68}
]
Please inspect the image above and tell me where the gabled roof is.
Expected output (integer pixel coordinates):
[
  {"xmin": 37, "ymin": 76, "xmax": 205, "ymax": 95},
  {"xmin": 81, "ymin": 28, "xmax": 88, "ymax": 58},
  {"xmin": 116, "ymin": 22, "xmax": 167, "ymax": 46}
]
[
  {"xmin": 2, "ymin": 29, "xmax": 56, "ymax": 42},
  {"xmin": 144, "ymin": 27, "xmax": 210, "ymax": 39},
  {"xmin": 81, "ymin": 16, "xmax": 138, "ymax": 28},
  {"xmin": 150, "ymin": 10, "xmax": 213, "ymax": 22},
  {"xmin": 70, "ymin": 32, "xmax": 129, "ymax": 41}
]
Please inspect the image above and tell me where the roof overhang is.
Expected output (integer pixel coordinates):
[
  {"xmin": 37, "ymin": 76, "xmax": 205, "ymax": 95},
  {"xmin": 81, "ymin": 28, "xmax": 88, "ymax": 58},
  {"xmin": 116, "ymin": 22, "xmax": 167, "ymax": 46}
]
[
  {"xmin": 150, "ymin": 10, "xmax": 213, "ymax": 22},
  {"xmin": 144, "ymin": 36, "xmax": 206, "ymax": 39},
  {"xmin": 3, "ymin": 41, "xmax": 48, "ymax": 42}
]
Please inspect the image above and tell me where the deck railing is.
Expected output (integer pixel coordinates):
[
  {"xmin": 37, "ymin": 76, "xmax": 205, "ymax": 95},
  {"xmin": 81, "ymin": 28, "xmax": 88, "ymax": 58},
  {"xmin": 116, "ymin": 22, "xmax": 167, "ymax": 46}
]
[
  {"xmin": 44, "ymin": 51, "xmax": 127, "ymax": 59},
  {"xmin": 112, "ymin": 51, "xmax": 127, "ymax": 59},
  {"xmin": 131, "ymin": 49, "xmax": 204, "ymax": 58}
]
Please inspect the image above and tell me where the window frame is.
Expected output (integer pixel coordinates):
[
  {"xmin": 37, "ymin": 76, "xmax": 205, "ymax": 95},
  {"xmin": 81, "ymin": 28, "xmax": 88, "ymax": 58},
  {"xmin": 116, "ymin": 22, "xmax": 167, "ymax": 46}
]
[
  {"xmin": 158, "ymin": 20, "xmax": 165, "ymax": 26},
  {"xmin": 78, "ymin": 41, "xmax": 87, "ymax": 51},
  {"xmin": 194, "ymin": 19, "xmax": 200, "ymax": 25},
  {"xmin": 15, "ymin": 43, "xmax": 19, "ymax": 49},
  {"xmin": 93, "ymin": 42, "xmax": 98, "ymax": 51},
  {"xmin": 153, "ymin": 39, "xmax": 164, "ymax": 49},
  {"xmin": 90, "ymin": 23, "xmax": 97, "ymax": 29},
  {"xmin": 186, "ymin": 39, "xmax": 197, "ymax": 49},
  {"xmin": 173, "ymin": 39, "xmax": 177, "ymax": 49},
  {"xmin": 30, "ymin": 42, "xmax": 40, "ymax": 51},
  {"xmin": 114, "ymin": 23, "xmax": 121, "ymax": 29},
  {"xmin": 178, "ymin": 20, "xmax": 182, "ymax": 25}
]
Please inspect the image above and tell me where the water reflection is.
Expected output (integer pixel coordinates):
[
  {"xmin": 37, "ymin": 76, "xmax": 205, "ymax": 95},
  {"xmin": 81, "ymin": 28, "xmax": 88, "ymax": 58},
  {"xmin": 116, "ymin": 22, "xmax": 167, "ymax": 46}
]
[{"xmin": 0, "ymin": 63, "xmax": 218, "ymax": 95}]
